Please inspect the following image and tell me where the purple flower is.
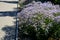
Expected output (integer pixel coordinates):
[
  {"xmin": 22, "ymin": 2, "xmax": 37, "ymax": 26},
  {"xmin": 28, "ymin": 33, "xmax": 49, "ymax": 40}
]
[{"xmin": 18, "ymin": 1, "xmax": 60, "ymax": 23}]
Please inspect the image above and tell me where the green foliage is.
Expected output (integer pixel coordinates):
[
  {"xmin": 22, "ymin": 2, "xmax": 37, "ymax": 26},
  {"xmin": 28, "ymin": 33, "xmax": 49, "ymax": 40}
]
[
  {"xmin": 54, "ymin": 0, "xmax": 60, "ymax": 4},
  {"xmin": 19, "ymin": 13, "xmax": 60, "ymax": 40},
  {"xmin": 44, "ymin": 17, "xmax": 53, "ymax": 25},
  {"xmin": 20, "ymin": 3, "xmax": 24, "ymax": 8},
  {"xmin": 53, "ymin": 12, "xmax": 60, "ymax": 17},
  {"xmin": 48, "ymin": 22, "xmax": 60, "ymax": 39}
]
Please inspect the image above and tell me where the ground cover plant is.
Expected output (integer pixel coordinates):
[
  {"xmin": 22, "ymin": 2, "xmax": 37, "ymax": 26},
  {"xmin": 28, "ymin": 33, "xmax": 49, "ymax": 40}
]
[{"xmin": 18, "ymin": 1, "xmax": 60, "ymax": 40}]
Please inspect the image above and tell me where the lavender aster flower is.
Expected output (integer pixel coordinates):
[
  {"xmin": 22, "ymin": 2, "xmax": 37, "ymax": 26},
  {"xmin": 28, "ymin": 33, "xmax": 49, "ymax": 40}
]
[
  {"xmin": 54, "ymin": 16, "xmax": 60, "ymax": 22},
  {"xmin": 18, "ymin": 1, "xmax": 60, "ymax": 27},
  {"xmin": 18, "ymin": 1, "xmax": 60, "ymax": 40}
]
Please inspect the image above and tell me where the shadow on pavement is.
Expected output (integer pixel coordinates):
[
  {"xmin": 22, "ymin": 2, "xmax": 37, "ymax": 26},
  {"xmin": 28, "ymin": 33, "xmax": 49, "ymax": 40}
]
[
  {"xmin": 2, "ymin": 17, "xmax": 17, "ymax": 40},
  {"xmin": 0, "ymin": 1, "xmax": 19, "ymax": 40},
  {"xmin": 0, "ymin": 1, "xmax": 18, "ymax": 4},
  {"xmin": 2, "ymin": 26, "xmax": 16, "ymax": 40},
  {"xmin": 0, "ymin": 11, "xmax": 18, "ymax": 17}
]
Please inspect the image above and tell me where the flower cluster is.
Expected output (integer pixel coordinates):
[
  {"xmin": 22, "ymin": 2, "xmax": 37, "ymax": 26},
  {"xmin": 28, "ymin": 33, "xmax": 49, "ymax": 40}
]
[
  {"xmin": 18, "ymin": 1, "xmax": 60, "ymax": 40},
  {"xmin": 18, "ymin": 1, "xmax": 60, "ymax": 22}
]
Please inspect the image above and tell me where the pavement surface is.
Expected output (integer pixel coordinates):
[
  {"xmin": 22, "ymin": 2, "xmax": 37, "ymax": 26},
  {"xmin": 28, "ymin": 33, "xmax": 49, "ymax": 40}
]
[
  {"xmin": 0, "ymin": 0, "xmax": 18, "ymax": 40},
  {"xmin": 0, "ymin": 0, "xmax": 18, "ymax": 1}
]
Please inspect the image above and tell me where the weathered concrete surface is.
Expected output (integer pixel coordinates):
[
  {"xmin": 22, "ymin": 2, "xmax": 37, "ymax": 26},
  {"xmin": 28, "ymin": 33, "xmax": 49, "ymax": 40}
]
[
  {"xmin": 0, "ymin": 0, "xmax": 18, "ymax": 40},
  {"xmin": 0, "ymin": 2, "xmax": 17, "ymax": 11},
  {"xmin": 0, "ymin": 16, "xmax": 16, "ymax": 40},
  {"xmin": 0, "ymin": 0, "xmax": 18, "ymax": 1}
]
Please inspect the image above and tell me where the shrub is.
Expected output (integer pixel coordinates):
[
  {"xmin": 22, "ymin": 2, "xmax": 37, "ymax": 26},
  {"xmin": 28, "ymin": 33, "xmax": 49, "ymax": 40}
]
[
  {"xmin": 18, "ymin": 1, "xmax": 60, "ymax": 40},
  {"xmin": 35, "ymin": 0, "xmax": 60, "ymax": 4},
  {"xmin": 49, "ymin": 0, "xmax": 60, "ymax": 4},
  {"xmin": 19, "ymin": 0, "xmax": 60, "ymax": 8}
]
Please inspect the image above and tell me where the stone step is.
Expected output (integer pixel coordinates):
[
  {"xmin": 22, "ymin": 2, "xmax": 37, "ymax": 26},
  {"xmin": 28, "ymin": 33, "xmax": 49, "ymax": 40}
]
[{"xmin": 0, "ymin": 2, "xmax": 17, "ymax": 12}]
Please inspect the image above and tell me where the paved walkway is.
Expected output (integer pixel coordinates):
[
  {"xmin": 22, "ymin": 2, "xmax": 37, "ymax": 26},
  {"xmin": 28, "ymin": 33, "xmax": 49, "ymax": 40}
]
[
  {"xmin": 0, "ymin": 0, "xmax": 18, "ymax": 1},
  {"xmin": 0, "ymin": 0, "xmax": 18, "ymax": 40}
]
